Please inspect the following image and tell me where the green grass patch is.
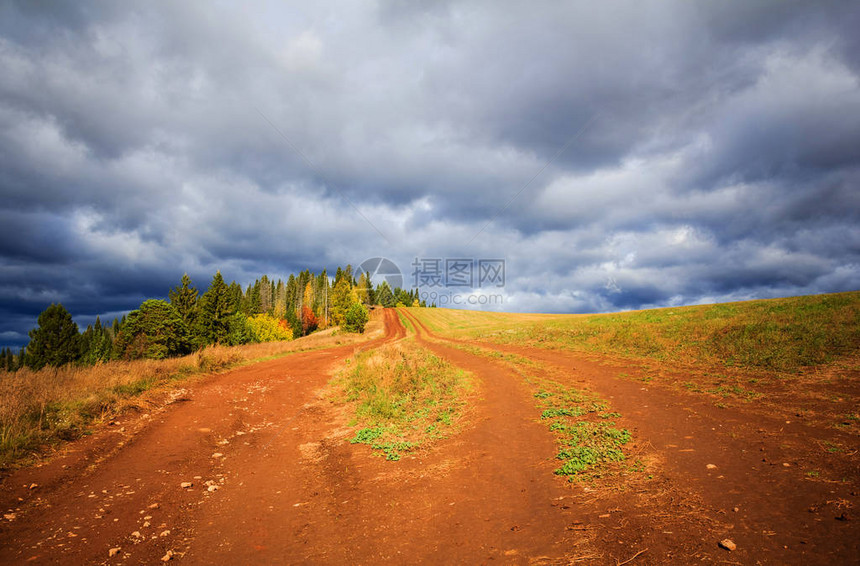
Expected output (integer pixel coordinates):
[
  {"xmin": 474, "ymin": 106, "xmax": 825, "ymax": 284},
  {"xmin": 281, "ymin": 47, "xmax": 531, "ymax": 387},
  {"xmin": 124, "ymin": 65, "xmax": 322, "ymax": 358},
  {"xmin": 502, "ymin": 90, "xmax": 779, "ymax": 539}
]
[
  {"xmin": 337, "ymin": 341, "xmax": 472, "ymax": 460},
  {"xmin": 707, "ymin": 384, "xmax": 763, "ymax": 401},
  {"xmin": 533, "ymin": 379, "xmax": 632, "ymax": 480}
]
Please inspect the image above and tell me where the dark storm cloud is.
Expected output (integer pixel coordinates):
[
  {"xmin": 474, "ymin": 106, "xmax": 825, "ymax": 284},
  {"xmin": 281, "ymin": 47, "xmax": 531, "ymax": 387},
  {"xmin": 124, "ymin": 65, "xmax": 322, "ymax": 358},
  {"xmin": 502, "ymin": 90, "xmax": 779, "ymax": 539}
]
[{"xmin": 1, "ymin": 0, "xmax": 859, "ymax": 349}]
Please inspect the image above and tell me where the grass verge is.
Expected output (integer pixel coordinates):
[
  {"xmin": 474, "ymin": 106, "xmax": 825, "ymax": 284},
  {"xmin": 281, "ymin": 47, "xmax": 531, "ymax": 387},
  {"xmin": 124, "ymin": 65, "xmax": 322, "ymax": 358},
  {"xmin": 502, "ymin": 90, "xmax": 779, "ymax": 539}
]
[{"xmin": 335, "ymin": 341, "xmax": 472, "ymax": 460}]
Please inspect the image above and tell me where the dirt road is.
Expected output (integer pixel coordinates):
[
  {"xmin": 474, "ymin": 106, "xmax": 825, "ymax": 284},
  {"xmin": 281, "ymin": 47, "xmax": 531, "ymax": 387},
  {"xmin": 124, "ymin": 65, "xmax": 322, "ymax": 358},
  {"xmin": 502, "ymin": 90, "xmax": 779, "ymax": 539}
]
[
  {"xmin": 2, "ymin": 308, "xmax": 857, "ymax": 564},
  {"xmin": 399, "ymin": 308, "xmax": 860, "ymax": 565}
]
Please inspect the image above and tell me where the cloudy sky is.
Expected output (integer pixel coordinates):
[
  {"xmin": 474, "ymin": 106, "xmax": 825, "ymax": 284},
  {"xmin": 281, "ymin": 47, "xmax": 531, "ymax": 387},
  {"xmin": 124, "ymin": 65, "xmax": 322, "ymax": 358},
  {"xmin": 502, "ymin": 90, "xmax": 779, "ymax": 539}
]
[{"xmin": 1, "ymin": 1, "xmax": 859, "ymax": 349}]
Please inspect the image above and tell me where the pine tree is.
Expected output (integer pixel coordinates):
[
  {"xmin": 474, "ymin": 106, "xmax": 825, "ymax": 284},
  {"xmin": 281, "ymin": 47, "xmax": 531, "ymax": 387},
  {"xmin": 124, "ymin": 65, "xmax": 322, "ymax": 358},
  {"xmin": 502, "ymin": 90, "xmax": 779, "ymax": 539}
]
[
  {"xmin": 228, "ymin": 282, "xmax": 243, "ymax": 314},
  {"xmin": 343, "ymin": 303, "xmax": 369, "ymax": 333},
  {"xmin": 1, "ymin": 347, "xmax": 13, "ymax": 371},
  {"xmin": 169, "ymin": 274, "xmax": 199, "ymax": 329},
  {"xmin": 193, "ymin": 272, "xmax": 234, "ymax": 346},
  {"xmin": 87, "ymin": 316, "xmax": 113, "ymax": 363},
  {"xmin": 246, "ymin": 281, "xmax": 262, "ymax": 315},
  {"xmin": 355, "ymin": 272, "xmax": 373, "ymax": 306},
  {"xmin": 17, "ymin": 346, "xmax": 27, "ymax": 370},
  {"xmin": 114, "ymin": 300, "xmax": 191, "ymax": 360},
  {"xmin": 25, "ymin": 303, "xmax": 81, "ymax": 369},
  {"xmin": 376, "ymin": 282, "xmax": 395, "ymax": 308},
  {"xmin": 286, "ymin": 275, "xmax": 298, "ymax": 316},
  {"xmin": 330, "ymin": 277, "xmax": 356, "ymax": 326}
]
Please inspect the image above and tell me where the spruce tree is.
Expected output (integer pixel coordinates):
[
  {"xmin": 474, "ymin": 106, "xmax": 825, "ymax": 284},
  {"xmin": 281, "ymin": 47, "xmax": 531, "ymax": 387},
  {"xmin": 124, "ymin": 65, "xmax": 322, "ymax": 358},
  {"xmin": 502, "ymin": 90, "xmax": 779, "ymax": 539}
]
[
  {"xmin": 376, "ymin": 282, "xmax": 396, "ymax": 308},
  {"xmin": 247, "ymin": 281, "xmax": 262, "ymax": 315},
  {"xmin": 1, "ymin": 348, "xmax": 12, "ymax": 371},
  {"xmin": 286, "ymin": 274, "xmax": 298, "ymax": 315},
  {"xmin": 227, "ymin": 282, "xmax": 243, "ymax": 314},
  {"xmin": 330, "ymin": 277, "xmax": 355, "ymax": 326},
  {"xmin": 115, "ymin": 300, "xmax": 191, "ymax": 360},
  {"xmin": 25, "ymin": 303, "xmax": 81, "ymax": 369},
  {"xmin": 194, "ymin": 272, "xmax": 233, "ymax": 346},
  {"xmin": 169, "ymin": 274, "xmax": 199, "ymax": 329},
  {"xmin": 17, "ymin": 346, "xmax": 26, "ymax": 370}
]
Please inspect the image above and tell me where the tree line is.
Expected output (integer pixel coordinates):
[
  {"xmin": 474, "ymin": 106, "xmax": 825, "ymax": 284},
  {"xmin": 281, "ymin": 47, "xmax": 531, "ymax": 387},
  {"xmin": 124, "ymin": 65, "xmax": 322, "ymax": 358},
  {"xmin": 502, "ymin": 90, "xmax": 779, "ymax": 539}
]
[{"xmin": 2, "ymin": 265, "xmax": 426, "ymax": 371}]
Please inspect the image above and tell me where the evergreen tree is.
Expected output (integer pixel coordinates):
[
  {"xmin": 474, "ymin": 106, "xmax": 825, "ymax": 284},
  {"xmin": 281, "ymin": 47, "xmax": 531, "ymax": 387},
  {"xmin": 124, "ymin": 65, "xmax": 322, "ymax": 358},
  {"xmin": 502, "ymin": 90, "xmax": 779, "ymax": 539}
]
[
  {"xmin": 248, "ymin": 281, "xmax": 262, "ymax": 315},
  {"xmin": 355, "ymin": 272, "xmax": 374, "ymax": 306},
  {"xmin": 1, "ymin": 347, "xmax": 13, "ymax": 372},
  {"xmin": 79, "ymin": 323, "xmax": 95, "ymax": 363},
  {"xmin": 286, "ymin": 274, "xmax": 298, "ymax": 317},
  {"xmin": 330, "ymin": 277, "xmax": 355, "ymax": 326},
  {"xmin": 376, "ymin": 282, "xmax": 396, "ymax": 308},
  {"xmin": 25, "ymin": 303, "xmax": 81, "ymax": 369},
  {"xmin": 285, "ymin": 308, "xmax": 302, "ymax": 338},
  {"xmin": 114, "ymin": 300, "xmax": 191, "ymax": 360},
  {"xmin": 194, "ymin": 272, "xmax": 234, "ymax": 346},
  {"xmin": 227, "ymin": 282, "xmax": 243, "ymax": 314},
  {"xmin": 226, "ymin": 313, "xmax": 252, "ymax": 346},
  {"xmin": 343, "ymin": 303, "xmax": 369, "ymax": 333},
  {"xmin": 169, "ymin": 274, "xmax": 199, "ymax": 329},
  {"xmin": 85, "ymin": 316, "xmax": 113, "ymax": 364},
  {"xmin": 17, "ymin": 345, "xmax": 26, "ymax": 370}
]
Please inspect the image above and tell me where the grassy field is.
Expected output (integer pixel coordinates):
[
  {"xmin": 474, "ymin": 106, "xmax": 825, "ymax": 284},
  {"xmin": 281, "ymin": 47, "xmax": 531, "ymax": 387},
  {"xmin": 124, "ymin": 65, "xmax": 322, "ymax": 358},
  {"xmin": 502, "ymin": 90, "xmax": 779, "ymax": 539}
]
[
  {"xmin": 410, "ymin": 291, "xmax": 860, "ymax": 374},
  {"xmin": 0, "ymin": 321, "xmax": 382, "ymax": 469},
  {"xmin": 333, "ymin": 340, "xmax": 472, "ymax": 460}
]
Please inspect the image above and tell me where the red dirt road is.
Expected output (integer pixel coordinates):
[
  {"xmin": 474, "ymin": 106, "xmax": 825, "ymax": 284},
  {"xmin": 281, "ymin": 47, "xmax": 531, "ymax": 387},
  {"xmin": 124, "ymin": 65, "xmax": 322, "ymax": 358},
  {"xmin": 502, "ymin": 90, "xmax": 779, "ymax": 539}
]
[
  {"xmin": 400, "ymin": 309, "xmax": 860, "ymax": 565},
  {"xmin": 2, "ymin": 308, "xmax": 858, "ymax": 565}
]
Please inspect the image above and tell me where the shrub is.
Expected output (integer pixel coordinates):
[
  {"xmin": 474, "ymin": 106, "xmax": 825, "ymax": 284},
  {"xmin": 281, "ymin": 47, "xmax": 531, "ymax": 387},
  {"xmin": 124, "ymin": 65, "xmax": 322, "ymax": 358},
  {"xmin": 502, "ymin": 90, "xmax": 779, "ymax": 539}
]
[
  {"xmin": 246, "ymin": 314, "xmax": 293, "ymax": 342},
  {"xmin": 343, "ymin": 303, "xmax": 369, "ymax": 333}
]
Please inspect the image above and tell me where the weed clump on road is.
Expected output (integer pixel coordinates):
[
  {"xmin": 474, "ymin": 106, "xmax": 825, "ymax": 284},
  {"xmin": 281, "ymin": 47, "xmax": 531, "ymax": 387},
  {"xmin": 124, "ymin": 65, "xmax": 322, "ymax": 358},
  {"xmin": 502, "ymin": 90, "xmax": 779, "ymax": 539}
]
[
  {"xmin": 337, "ymin": 342, "xmax": 472, "ymax": 460},
  {"xmin": 446, "ymin": 341, "xmax": 633, "ymax": 480},
  {"xmin": 532, "ymin": 380, "xmax": 632, "ymax": 480}
]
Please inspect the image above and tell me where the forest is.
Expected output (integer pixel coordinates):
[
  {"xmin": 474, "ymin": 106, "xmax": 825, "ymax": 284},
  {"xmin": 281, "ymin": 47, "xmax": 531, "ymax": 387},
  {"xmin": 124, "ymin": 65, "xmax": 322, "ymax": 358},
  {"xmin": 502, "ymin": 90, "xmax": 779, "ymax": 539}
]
[{"xmin": 1, "ymin": 265, "xmax": 426, "ymax": 372}]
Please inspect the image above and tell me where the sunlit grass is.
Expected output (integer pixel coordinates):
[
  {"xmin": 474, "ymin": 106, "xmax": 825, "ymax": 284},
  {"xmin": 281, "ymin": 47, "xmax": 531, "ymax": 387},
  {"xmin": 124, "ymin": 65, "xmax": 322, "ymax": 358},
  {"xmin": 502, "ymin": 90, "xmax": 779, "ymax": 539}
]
[
  {"xmin": 335, "ymin": 340, "xmax": 472, "ymax": 460},
  {"xmin": 410, "ymin": 292, "xmax": 860, "ymax": 374}
]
